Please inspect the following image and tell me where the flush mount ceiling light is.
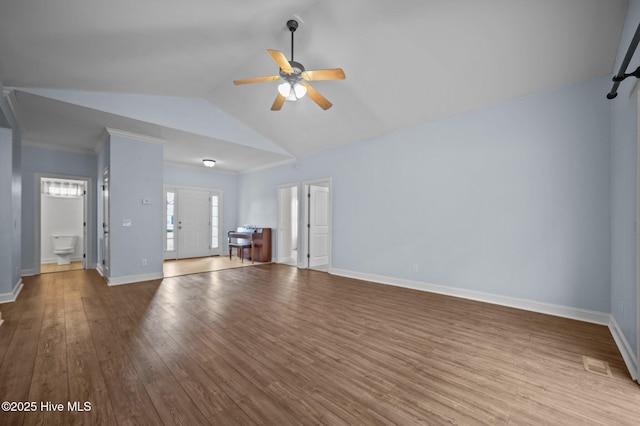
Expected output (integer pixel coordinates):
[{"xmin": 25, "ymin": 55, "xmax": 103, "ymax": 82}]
[
  {"xmin": 233, "ymin": 19, "xmax": 346, "ymax": 110},
  {"xmin": 203, "ymin": 159, "xmax": 216, "ymax": 168}
]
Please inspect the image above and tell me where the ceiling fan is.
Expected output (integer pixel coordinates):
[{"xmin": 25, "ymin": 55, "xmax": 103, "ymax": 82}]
[{"xmin": 233, "ymin": 19, "xmax": 346, "ymax": 111}]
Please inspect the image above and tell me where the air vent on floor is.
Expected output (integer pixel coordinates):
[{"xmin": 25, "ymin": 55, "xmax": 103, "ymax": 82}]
[{"xmin": 582, "ymin": 355, "xmax": 612, "ymax": 377}]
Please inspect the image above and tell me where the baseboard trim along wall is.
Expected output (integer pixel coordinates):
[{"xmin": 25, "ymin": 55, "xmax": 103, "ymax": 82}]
[
  {"xmin": 21, "ymin": 269, "xmax": 35, "ymax": 277},
  {"xmin": 107, "ymin": 272, "xmax": 164, "ymax": 286},
  {"xmin": 0, "ymin": 279, "xmax": 24, "ymax": 303},
  {"xmin": 609, "ymin": 316, "xmax": 638, "ymax": 381},
  {"xmin": 330, "ymin": 268, "xmax": 610, "ymax": 325}
]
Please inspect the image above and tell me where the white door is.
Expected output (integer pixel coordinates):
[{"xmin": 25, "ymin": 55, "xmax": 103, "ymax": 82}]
[
  {"xmin": 308, "ymin": 185, "xmax": 330, "ymax": 268},
  {"xmin": 177, "ymin": 188, "xmax": 212, "ymax": 259}
]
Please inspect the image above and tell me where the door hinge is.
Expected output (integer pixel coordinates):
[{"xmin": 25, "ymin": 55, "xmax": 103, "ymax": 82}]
[
  {"xmin": 102, "ymin": 259, "xmax": 105, "ymax": 265},
  {"xmin": 307, "ymin": 253, "xmax": 310, "ymax": 258},
  {"xmin": 83, "ymin": 253, "xmax": 86, "ymax": 259}
]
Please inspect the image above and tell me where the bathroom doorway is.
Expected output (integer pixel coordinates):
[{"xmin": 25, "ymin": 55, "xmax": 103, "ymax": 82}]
[{"xmin": 36, "ymin": 175, "xmax": 90, "ymax": 274}]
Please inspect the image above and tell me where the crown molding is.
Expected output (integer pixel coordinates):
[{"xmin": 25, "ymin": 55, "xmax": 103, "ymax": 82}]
[
  {"xmin": 22, "ymin": 139, "xmax": 96, "ymax": 155},
  {"xmin": 2, "ymin": 87, "xmax": 26, "ymax": 131},
  {"xmin": 242, "ymin": 157, "xmax": 297, "ymax": 174},
  {"xmin": 104, "ymin": 127, "xmax": 166, "ymax": 146}
]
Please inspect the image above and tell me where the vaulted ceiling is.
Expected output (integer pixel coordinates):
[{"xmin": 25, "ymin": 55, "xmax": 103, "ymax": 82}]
[{"xmin": 0, "ymin": 0, "xmax": 628, "ymax": 172}]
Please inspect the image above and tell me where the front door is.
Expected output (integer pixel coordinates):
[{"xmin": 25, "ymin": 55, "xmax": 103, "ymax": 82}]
[
  {"xmin": 165, "ymin": 187, "xmax": 222, "ymax": 260},
  {"xmin": 177, "ymin": 188, "xmax": 212, "ymax": 259}
]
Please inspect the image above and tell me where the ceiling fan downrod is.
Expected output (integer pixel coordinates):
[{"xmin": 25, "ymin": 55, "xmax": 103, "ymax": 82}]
[{"xmin": 287, "ymin": 19, "xmax": 298, "ymax": 62}]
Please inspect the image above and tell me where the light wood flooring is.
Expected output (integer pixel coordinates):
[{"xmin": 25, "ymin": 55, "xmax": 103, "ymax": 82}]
[
  {"xmin": 40, "ymin": 261, "xmax": 83, "ymax": 274},
  {"xmin": 163, "ymin": 255, "xmax": 269, "ymax": 278},
  {"xmin": 1, "ymin": 265, "xmax": 639, "ymax": 425}
]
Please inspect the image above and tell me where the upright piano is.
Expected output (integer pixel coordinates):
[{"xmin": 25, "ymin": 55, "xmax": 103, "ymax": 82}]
[{"xmin": 227, "ymin": 227, "xmax": 272, "ymax": 263}]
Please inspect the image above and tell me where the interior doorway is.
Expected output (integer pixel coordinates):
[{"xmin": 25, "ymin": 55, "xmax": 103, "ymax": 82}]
[
  {"xmin": 36, "ymin": 174, "xmax": 90, "ymax": 275},
  {"xmin": 303, "ymin": 178, "xmax": 332, "ymax": 271},
  {"xmin": 277, "ymin": 184, "xmax": 299, "ymax": 266},
  {"xmin": 102, "ymin": 168, "xmax": 109, "ymax": 278},
  {"xmin": 164, "ymin": 186, "xmax": 223, "ymax": 260}
]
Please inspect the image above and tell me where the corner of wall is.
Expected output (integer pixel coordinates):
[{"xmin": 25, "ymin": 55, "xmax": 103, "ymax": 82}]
[{"xmin": 610, "ymin": 314, "xmax": 638, "ymax": 380}]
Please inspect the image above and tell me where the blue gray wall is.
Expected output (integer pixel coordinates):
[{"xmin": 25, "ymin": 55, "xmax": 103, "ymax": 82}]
[
  {"xmin": 239, "ymin": 75, "xmax": 612, "ymax": 313},
  {"xmin": 108, "ymin": 134, "xmax": 164, "ymax": 279},
  {"xmin": 0, "ymin": 80, "xmax": 22, "ymax": 299},
  {"xmin": 0, "ymin": 128, "xmax": 14, "ymax": 295}
]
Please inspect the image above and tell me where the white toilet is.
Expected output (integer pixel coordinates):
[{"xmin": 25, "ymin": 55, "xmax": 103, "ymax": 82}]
[{"xmin": 51, "ymin": 235, "xmax": 77, "ymax": 265}]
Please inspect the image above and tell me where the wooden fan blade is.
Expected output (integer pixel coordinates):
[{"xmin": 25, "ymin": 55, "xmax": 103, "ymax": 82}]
[
  {"xmin": 271, "ymin": 93, "xmax": 286, "ymax": 111},
  {"xmin": 233, "ymin": 75, "xmax": 280, "ymax": 85},
  {"xmin": 301, "ymin": 68, "xmax": 346, "ymax": 81},
  {"xmin": 267, "ymin": 49, "xmax": 294, "ymax": 74},
  {"xmin": 301, "ymin": 82, "xmax": 332, "ymax": 110}
]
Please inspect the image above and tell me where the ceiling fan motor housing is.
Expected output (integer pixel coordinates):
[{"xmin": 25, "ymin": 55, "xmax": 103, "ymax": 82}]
[{"xmin": 280, "ymin": 60, "xmax": 305, "ymax": 83}]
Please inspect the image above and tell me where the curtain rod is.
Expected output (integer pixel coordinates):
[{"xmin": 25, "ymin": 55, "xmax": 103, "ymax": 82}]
[{"xmin": 607, "ymin": 22, "xmax": 640, "ymax": 99}]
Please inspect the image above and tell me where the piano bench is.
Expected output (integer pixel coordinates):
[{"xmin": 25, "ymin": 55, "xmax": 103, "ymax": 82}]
[{"xmin": 229, "ymin": 242, "xmax": 253, "ymax": 263}]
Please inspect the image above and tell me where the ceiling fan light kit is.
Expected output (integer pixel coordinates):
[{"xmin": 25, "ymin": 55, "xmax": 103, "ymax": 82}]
[
  {"xmin": 233, "ymin": 19, "xmax": 345, "ymax": 111},
  {"xmin": 278, "ymin": 81, "xmax": 307, "ymax": 100}
]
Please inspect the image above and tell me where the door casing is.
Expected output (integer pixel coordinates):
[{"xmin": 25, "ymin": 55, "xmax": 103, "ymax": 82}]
[{"xmin": 34, "ymin": 173, "xmax": 92, "ymax": 275}]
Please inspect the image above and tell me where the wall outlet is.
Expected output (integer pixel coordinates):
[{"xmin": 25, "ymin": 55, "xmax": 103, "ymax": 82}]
[{"xmin": 141, "ymin": 259, "xmax": 147, "ymax": 266}]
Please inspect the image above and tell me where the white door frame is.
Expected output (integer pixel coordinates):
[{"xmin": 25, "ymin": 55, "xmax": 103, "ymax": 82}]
[
  {"xmin": 163, "ymin": 184, "xmax": 224, "ymax": 260},
  {"xmin": 34, "ymin": 173, "xmax": 92, "ymax": 275},
  {"xmin": 302, "ymin": 177, "xmax": 332, "ymax": 271},
  {"xmin": 277, "ymin": 183, "xmax": 300, "ymax": 266}
]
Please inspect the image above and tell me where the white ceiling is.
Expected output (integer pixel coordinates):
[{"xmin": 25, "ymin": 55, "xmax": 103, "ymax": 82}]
[{"xmin": 0, "ymin": 0, "xmax": 628, "ymax": 172}]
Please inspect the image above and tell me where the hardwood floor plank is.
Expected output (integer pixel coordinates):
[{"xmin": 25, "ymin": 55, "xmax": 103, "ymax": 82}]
[
  {"xmin": 99, "ymin": 355, "xmax": 162, "ymax": 425},
  {"xmin": 144, "ymin": 376, "xmax": 212, "ymax": 425},
  {"xmin": 66, "ymin": 304, "xmax": 118, "ymax": 425}
]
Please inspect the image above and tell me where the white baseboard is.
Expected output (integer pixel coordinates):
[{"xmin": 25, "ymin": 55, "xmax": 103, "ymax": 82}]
[
  {"xmin": 0, "ymin": 279, "xmax": 24, "ymax": 303},
  {"xmin": 609, "ymin": 316, "xmax": 638, "ymax": 381},
  {"xmin": 330, "ymin": 268, "xmax": 610, "ymax": 325},
  {"xmin": 108, "ymin": 272, "xmax": 164, "ymax": 286},
  {"xmin": 21, "ymin": 269, "xmax": 35, "ymax": 277}
]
